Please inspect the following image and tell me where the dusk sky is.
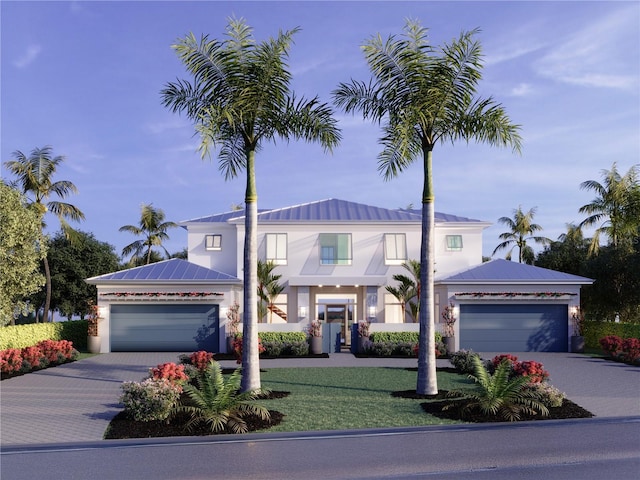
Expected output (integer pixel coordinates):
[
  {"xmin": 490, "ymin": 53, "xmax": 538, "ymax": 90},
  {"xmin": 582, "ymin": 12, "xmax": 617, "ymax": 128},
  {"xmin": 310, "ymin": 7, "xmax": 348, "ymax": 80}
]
[{"xmin": 2, "ymin": 1, "xmax": 639, "ymax": 261}]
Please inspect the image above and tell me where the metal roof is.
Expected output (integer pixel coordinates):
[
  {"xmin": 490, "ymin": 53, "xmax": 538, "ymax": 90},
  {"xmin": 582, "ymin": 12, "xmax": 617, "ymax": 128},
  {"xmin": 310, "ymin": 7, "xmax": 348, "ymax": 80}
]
[
  {"xmin": 181, "ymin": 199, "xmax": 485, "ymax": 224},
  {"xmin": 438, "ymin": 259, "xmax": 593, "ymax": 284},
  {"xmin": 86, "ymin": 259, "xmax": 241, "ymax": 283}
]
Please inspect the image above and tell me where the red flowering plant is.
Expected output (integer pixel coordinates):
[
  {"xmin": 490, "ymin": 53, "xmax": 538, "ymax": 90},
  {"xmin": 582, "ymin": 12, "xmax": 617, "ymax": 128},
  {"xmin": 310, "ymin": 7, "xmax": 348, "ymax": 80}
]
[
  {"xmin": 21, "ymin": 346, "xmax": 47, "ymax": 371},
  {"xmin": 599, "ymin": 335, "xmax": 624, "ymax": 359},
  {"xmin": 491, "ymin": 354, "xmax": 519, "ymax": 369},
  {"xmin": 621, "ymin": 338, "xmax": 640, "ymax": 364},
  {"xmin": 189, "ymin": 351, "xmax": 215, "ymax": 372},
  {"xmin": 513, "ymin": 360, "xmax": 549, "ymax": 383},
  {"xmin": 149, "ymin": 362, "xmax": 188, "ymax": 390},
  {"xmin": 1, "ymin": 349, "xmax": 23, "ymax": 376},
  {"xmin": 232, "ymin": 336, "xmax": 266, "ymax": 364}
]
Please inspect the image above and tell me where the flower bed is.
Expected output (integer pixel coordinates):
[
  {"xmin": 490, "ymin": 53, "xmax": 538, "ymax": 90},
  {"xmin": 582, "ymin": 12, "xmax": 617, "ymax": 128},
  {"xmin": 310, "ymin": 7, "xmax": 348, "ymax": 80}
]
[
  {"xmin": 0, "ymin": 340, "xmax": 79, "ymax": 379},
  {"xmin": 599, "ymin": 335, "xmax": 640, "ymax": 365}
]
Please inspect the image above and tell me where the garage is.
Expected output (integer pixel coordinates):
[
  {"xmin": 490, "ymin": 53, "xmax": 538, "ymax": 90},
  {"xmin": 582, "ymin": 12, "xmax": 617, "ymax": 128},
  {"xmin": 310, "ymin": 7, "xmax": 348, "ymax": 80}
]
[
  {"xmin": 110, "ymin": 304, "xmax": 219, "ymax": 352},
  {"xmin": 459, "ymin": 303, "xmax": 568, "ymax": 352}
]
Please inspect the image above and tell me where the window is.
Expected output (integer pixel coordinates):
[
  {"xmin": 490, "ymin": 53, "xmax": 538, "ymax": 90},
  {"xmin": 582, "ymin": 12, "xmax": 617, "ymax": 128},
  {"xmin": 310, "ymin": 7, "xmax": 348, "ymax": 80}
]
[
  {"xmin": 384, "ymin": 233, "xmax": 407, "ymax": 265},
  {"xmin": 205, "ymin": 234, "xmax": 222, "ymax": 251},
  {"xmin": 266, "ymin": 233, "xmax": 287, "ymax": 265},
  {"xmin": 319, "ymin": 233, "xmax": 352, "ymax": 265},
  {"xmin": 446, "ymin": 235, "xmax": 463, "ymax": 251}
]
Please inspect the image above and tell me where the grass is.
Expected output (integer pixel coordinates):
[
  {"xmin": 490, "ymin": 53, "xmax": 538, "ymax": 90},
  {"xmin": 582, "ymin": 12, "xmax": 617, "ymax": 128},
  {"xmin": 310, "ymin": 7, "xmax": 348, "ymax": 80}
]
[{"xmin": 256, "ymin": 367, "xmax": 474, "ymax": 431}]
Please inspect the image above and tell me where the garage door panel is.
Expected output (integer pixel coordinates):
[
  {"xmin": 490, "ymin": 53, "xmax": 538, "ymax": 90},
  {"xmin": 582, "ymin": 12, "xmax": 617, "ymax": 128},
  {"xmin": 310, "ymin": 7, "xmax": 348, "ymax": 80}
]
[
  {"xmin": 110, "ymin": 304, "xmax": 219, "ymax": 352},
  {"xmin": 460, "ymin": 304, "xmax": 568, "ymax": 352}
]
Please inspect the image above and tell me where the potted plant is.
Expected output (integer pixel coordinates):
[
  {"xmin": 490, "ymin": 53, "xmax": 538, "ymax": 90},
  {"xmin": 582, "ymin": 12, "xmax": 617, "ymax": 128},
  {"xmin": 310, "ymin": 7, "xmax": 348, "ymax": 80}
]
[
  {"xmin": 441, "ymin": 302, "xmax": 456, "ymax": 354},
  {"xmin": 571, "ymin": 307, "xmax": 585, "ymax": 353},
  {"xmin": 307, "ymin": 320, "xmax": 323, "ymax": 355},
  {"xmin": 357, "ymin": 320, "xmax": 370, "ymax": 353},
  {"xmin": 87, "ymin": 300, "xmax": 102, "ymax": 354},
  {"xmin": 226, "ymin": 301, "xmax": 241, "ymax": 353}
]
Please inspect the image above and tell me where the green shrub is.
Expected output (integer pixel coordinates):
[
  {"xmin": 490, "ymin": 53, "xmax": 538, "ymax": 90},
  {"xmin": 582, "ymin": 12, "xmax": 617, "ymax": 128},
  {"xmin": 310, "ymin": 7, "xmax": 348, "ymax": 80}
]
[
  {"xmin": 258, "ymin": 332, "xmax": 307, "ymax": 343},
  {"xmin": 368, "ymin": 341, "xmax": 394, "ymax": 356},
  {"xmin": 287, "ymin": 341, "xmax": 309, "ymax": 356},
  {"xmin": 262, "ymin": 341, "xmax": 284, "ymax": 357},
  {"xmin": 449, "ymin": 349, "xmax": 482, "ymax": 374},
  {"xmin": 523, "ymin": 383, "xmax": 565, "ymax": 408},
  {"xmin": 583, "ymin": 321, "xmax": 640, "ymax": 350},
  {"xmin": 370, "ymin": 332, "xmax": 418, "ymax": 343},
  {"xmin": 0, "ymin": 320, "xmax": 88, "ymax": 350},
  {"xmin": 120, "ymin": 378, "xmax": 182, "ymax": 422}
]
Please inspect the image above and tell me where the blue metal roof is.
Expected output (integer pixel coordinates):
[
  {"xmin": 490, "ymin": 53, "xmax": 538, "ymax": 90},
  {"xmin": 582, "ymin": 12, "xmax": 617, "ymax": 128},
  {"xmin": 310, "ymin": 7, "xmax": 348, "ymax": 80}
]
[
  {"xmin": 181, "ymin": 199, "xmax": 485, "ymax": 224},
  {"xmin": 86, "ymin": 259, "xmax": 241, "ymax": 283},
  {"xmin": 439, "ymin": 259, "xmax": 593, "ymax": 284}
]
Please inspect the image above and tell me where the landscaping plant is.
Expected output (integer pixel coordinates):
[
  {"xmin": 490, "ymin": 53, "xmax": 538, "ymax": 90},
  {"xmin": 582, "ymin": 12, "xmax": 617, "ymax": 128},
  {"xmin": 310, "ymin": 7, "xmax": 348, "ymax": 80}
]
[
  {"xmin": 120, "ymin": 378, "xmax": 183, "ymax": 422},
  {"xmin": 172, "ymin": 360, "xmax": 270, "ymax": 434}
]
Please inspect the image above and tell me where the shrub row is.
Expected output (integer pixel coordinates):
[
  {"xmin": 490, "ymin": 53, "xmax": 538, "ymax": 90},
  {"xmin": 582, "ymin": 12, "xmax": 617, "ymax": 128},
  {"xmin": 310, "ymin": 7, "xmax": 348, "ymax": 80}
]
[
  {"xmin": 583, "ymin": 321, "xmax": 640, "ymax": 350},
  {"xmin": 449, "ymin": 350, "xmax": 550, "ymax": 383},
  {"xmin": 1, "ymin": 340, "xmax": 79, "ymax": 378},
  {"xmin": 599, "ymin": 335, "xmax": 640, "ymax": 365},
  {"xmin": 0, "ymin": 320, "xmax": 88, "ymax": 351},
  {"xmin": 258, "ymin": 332, "xmax": 307, "ymax": 343}
]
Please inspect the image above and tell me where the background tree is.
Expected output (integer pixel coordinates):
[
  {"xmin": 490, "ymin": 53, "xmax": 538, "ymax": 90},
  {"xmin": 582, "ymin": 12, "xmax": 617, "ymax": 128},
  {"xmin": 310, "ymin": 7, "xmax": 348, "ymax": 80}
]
[
  {"xmin": 119, "ymin": 203, "xmax": 177, "ymax": 266},
  {"xmin": 45, "ymin": 230, "xmax": 120, "ymax": 320},
  {"xmin": 3, "ymin": 146, "xmax": 84, "ymax": 322},
  {"xmin": 162, "ymin": 18, "xmax": 340, "ymax": 391},
  {"xmin": 579, "ymin": 163, "xmax": 640, "ymax": 255},
  {"xmin": 257, "ymin": 260, "xmax": 285, "ymax": 324},
  {"xmin": 333, "ymin": 20, "xmax": 521, "ymax": 394},
  {"xmin": 0, "ymin": 182, "xmax": 47, "ymax": 326},
  {"xmin": 535, "ymin": 223, "xmax": 589, "ymax": 275},
  {"xmin": 493, "ymin": 206, "xmax": 550, "ymax": 264}
]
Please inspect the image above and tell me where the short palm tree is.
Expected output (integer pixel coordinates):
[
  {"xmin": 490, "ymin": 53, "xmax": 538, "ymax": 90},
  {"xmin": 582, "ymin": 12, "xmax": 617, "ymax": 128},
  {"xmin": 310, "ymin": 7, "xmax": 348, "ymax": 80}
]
[
  {"xmin": 385, "ymin": 260, "xmax": 421, "ymax": 322},
  {"xmin": 333, "ymin": 20, "xmax": 521, "ymax": 394},
  {"xmin": 579, "ymin": 163, "xmax": 640, "ymax": 255},
  {"xmin": 119, "ymin": 203, "xmax": 177, "ymax": 266},
  {"xmin": 450, "ymin": 355, "xmax": 549, "ymax": 422},
  {"xmin": 3, "ymin": 146, "xmax": 85, "ymax": 322},
  {"xmin": 162, "ymin": 18, "xmax": 340, "ymax": 391},
  {"xmin": 257, "ymin": 260, "xmax": 285, "ymax": 323},
  {"xmin": 173, "ymin": 361, "xmax": 270, "ymax": 434},
  {"xmin": 493, "ymin": 206, "xmax": 550, "ymax": 264}
]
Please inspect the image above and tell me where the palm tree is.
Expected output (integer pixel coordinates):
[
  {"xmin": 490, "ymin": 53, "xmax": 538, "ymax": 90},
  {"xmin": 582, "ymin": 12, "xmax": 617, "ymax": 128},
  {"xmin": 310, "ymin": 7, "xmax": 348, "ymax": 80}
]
[
  {"xmin": 333, "ymin": 20, "xmax": 521, "ymax": 394},
  {"xmin": 385, "ymin": 259, "xmax": 421, "ymax": 322},
  {"xmin": 257, "ymin": 260, "xmax": 285, "ymax": 323},
  {"xmin": 3, "ymin": 146, "xmax": 85, "ymax": 322},
  {"xmin": 493, "ymin": 206, "xmax": 550, "ymax": 264},
  {"xmin": 579, "ymin": 163, "xmax": 640, "ymax": 255},
  {"xmin": 119, "ymin": 203, "xmax": 177, "ymax": 266},
  {"xmin": 162, "ymin": 18, "xmax": 340, "ymax": 391}
]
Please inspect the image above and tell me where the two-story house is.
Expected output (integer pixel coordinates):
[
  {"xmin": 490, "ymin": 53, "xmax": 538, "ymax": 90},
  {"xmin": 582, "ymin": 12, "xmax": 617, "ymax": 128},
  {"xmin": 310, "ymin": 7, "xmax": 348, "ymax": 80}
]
[{"xmin": 88, "ymin": 199, "xmax": 592, "ymax": 353}]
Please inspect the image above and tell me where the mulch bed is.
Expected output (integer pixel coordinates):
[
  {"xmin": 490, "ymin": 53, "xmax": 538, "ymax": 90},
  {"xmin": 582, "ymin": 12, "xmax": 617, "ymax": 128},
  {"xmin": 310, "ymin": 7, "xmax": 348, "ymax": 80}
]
[{"xmin": 104, "ymin": 390, "xmax": 289, "ymax": 439}]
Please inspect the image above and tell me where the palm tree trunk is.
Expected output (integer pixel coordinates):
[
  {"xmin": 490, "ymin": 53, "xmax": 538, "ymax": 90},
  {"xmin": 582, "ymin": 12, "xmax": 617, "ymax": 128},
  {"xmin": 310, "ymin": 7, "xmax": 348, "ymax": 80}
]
[
  {"xmin": 43, "ymin": 256, "xmax": 52, "ymax": 323},
  {"xmin": 241, "ymin": 149, "xmax": 261, "ymax": 392},
  {"xmin": 417, "ymin": 148, "xmax": 438, "ymax": 395}
]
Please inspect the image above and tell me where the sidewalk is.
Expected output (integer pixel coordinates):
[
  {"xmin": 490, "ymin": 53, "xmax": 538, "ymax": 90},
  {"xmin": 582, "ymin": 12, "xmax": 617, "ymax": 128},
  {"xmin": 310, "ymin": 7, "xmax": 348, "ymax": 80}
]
[{"xmin": 1, "ymin": 352, "xmax": 638, "ymax": 446}]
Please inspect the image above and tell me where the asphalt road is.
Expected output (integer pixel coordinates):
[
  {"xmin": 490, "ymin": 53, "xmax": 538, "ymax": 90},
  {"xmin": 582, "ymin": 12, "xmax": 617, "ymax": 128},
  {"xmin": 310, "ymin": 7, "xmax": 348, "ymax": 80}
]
[{"xmin": 2, "ymin": 417, "xmax": 638, "ymax": 480}]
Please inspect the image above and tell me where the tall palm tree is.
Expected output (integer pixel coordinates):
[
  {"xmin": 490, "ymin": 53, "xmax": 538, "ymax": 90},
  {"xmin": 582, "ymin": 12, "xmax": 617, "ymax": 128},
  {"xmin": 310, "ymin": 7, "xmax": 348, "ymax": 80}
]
[
  {"xmin": 3, "ymin": 146, "xmax": 85, "ymax": 322},
  {"xmin": 579, "ymin": 163, "xmax": 640, "ymax": 255},
  {"xmin": 334, "ymin": 21, "xmax": 521, "ymax": 395},
  {"xmin": 493, "ymin": 206, "xmax": 550, "ymax": 264},
  {"xmin": 161, "ymin": 18, "xmax": 340, "ymax": 391},
  {"xmin": 119, "ymin": 203, "xmax": 177, "ymax": 266},
  {"xmin": 257, "ymin": 260, "xmax": 285, "ymax": 323}
]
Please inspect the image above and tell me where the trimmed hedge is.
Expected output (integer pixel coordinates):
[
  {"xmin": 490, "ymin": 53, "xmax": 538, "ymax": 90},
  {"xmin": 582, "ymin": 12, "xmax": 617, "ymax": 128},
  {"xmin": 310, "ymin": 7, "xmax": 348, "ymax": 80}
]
[
  {"xmin": 583, "ymin": 321, "xmax": 640, "ymax": 350},
  {"xmin": 369, "ymin": 331, "xmax": 443, "ymax": 343},
  {"xmin": 258, "ymin": 332, "xmax": 307, "ymax": 343},
  {"xmin": 0, "ymin": 321, "xmax": 88, "ymax": 351}
]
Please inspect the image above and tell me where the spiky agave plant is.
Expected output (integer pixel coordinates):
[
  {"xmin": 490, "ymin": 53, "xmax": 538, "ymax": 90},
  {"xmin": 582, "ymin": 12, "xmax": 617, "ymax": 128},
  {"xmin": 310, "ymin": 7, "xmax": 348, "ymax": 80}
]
[
  {"xmin": 449, "ymin": 355, "xmax": 549, "ymax": 421},
  {"xmin": 173, "ymin": 360, "xmax": 270, "ymax": 434}
]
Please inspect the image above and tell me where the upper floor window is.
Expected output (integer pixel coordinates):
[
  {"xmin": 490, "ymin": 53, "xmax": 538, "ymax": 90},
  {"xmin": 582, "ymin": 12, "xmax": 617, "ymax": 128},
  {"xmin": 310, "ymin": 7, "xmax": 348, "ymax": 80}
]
[
  {"xmin": 384, "ymin": 233, "xmax": 407, "ymax": 265},
  {"xmin": 266, "ymin": 233, "xmax": 287, "ymax": 265},
  {"xmin": 446, "ymin": 235, "xmax": 463, "ymax": 251},
  {"xmin": 205, "ymin": 234, "xmax": 222, "ymax": 251},
  {"xmin": 319, "ymin": 233, "xmax": 352, "ymax": 265}
]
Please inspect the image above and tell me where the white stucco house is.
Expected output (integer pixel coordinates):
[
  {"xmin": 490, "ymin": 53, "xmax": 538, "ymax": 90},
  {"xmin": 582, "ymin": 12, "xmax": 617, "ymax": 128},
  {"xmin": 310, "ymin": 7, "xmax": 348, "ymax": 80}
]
[{"xmin": 87, "ymin": 198, "xmax": 592, "ymax": 353}]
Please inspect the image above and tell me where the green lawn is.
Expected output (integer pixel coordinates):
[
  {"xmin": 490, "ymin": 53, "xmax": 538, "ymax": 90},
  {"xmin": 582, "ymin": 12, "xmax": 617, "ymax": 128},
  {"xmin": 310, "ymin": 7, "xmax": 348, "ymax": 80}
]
[{"xmin": 258, "ymin": 367, "xmax": 474, "ymax": 431}]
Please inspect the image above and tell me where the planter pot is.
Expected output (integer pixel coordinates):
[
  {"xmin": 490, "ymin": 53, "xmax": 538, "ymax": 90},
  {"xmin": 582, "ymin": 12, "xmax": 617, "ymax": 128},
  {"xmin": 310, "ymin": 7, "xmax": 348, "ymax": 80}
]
[
  {"xmin": 571, "ymin": 335, "xmax": 585, "ymax": 353},
  {"xmin": 443, "ymin": 336, "xmax": 455, "ymax": 354},
  {"xmin": 358, "ymin": 336, "xmax": 370, "ymax": 354},
  {"xmin": 87, "ymin": 335, "xmax": 101, "ymax": 354},
  {"xmin": 310, "ymin": 336, "xmax": 323, "ymax": 355}
]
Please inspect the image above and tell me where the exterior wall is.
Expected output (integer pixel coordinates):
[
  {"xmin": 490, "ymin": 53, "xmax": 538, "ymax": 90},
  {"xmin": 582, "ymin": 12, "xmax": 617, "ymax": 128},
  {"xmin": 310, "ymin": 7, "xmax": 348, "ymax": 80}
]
[{"xmin": 187, "ymin": 223, "xmax": 239, "ymax": 276}]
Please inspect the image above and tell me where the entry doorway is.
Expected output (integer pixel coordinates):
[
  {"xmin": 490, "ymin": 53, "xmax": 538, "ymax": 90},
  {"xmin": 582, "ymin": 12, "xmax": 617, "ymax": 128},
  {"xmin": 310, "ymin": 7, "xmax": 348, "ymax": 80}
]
[{"xmin": 316, "ymin": 297, "xmax": 356, "ymax": 347}]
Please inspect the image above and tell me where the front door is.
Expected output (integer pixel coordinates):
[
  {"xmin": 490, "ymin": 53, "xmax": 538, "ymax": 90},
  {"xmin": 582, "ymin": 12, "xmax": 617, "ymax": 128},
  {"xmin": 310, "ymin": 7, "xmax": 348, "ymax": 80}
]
[{"xmin": 326, "ymin": 304, "xmax": 352, "ymax": 346}]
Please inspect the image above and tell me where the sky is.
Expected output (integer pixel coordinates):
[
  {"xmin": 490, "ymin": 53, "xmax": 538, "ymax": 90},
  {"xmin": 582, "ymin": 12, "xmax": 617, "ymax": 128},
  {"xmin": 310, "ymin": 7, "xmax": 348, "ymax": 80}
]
[{"xmin": 2, "ymin": 0, "xmax": 639, "ymax": 262}]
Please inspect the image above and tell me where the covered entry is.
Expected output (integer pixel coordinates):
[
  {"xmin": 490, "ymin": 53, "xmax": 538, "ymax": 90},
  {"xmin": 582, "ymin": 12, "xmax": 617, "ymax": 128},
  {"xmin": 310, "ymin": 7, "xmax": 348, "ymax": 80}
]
[
  {"xmin": 110, "ymin": 304, "xmax": 219, "ymax": 352},
  {"xmin": 459, "ymin": 303, "xmax": 568, "ymax": 352}
]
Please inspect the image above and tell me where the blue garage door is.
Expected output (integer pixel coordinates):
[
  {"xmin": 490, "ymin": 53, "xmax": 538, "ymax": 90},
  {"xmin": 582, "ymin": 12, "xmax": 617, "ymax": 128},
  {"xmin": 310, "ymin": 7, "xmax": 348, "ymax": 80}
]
[
  {"xmin": 459, "ymin": 304, "xmax": 568, "ymax": 352},
  {"xmin": 110, "ymin": 304, "xmax": 219, "ymax": 352}
]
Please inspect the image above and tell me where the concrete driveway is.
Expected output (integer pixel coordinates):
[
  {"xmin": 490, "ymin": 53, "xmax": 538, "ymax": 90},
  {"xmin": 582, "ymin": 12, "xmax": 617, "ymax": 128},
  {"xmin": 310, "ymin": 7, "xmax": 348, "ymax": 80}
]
[{"xmin": 1, "ymin": 352, "xmax": 638, "ymax": 446}]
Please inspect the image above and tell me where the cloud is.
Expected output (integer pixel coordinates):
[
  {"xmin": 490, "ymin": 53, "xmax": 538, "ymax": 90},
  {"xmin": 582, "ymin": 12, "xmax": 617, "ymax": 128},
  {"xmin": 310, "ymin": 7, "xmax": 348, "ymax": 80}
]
[
  {"xmin": 13, "ymin": 44, "xmax": 42, "ymax": 68},
  {"xmin": 534, "ymin": 6, "xmax": 639, "ymax": 90},
  {"xmin": 509, "ymin": 83, "xmax": 534, "ymax": 97}
]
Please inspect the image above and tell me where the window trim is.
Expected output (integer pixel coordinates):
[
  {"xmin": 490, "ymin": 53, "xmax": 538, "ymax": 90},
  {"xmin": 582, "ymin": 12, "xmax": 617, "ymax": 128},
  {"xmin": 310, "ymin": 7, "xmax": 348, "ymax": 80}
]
[
  {"xmin": 384, "ymin": 233, "xmax": 407, "ymax": 265},
  {"xmin": 266, "ymin": 233, "xmax": 288, "ymax": 265},
  {"xmin": 319, "ymin": 233, "xmax": 352, "ymax": 265},
  {"xmin": 205, "ymin": 234, "xmax": 222, "ymax": 251}
]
